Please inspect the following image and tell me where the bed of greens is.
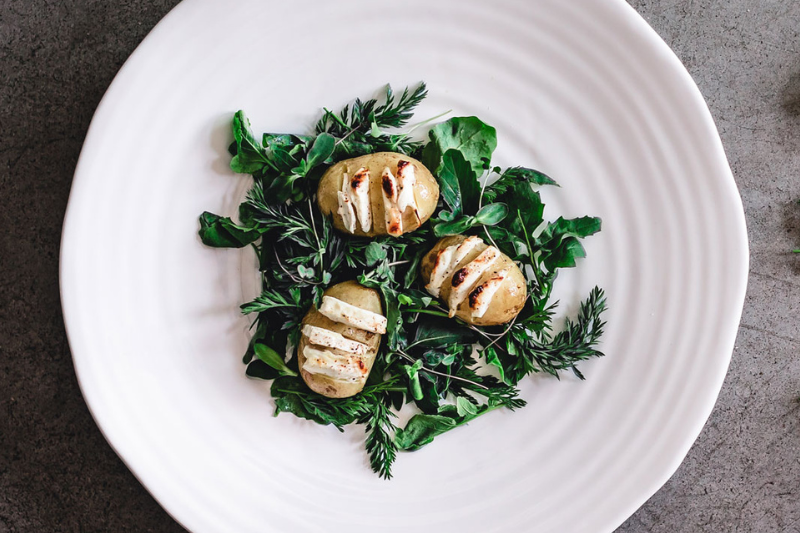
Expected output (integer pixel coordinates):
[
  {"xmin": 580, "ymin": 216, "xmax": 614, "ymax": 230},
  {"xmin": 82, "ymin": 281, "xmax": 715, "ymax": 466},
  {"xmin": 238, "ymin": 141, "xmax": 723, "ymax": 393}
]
[{"xmin": 198, "ymin": 83, "xmax": 606, "ymax": 479}]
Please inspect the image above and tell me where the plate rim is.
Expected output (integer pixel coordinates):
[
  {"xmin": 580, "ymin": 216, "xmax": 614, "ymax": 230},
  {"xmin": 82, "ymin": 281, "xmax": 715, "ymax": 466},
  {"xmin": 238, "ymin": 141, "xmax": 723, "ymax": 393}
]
[{"xmin": 59, "ymin": 0, "xmax": 750, "ymax": 531}]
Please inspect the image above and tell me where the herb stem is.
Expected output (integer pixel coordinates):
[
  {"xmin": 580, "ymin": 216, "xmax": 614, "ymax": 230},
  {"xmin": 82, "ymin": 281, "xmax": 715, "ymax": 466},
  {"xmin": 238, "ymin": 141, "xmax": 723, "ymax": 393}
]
[
  {"xmin": 403, "ymin": 308, "xmax": 449, "ymax": 317},
  {"xmin": 396, "ymin": 351, "xmax": 490, "ymax": 390},
  {"xmin": 428, "ymin": 304, "xmax": 505, "ymax": 339},
  {"xmin": 517, "ymin": 209, "xmax": 542, "ymax": 290},
  {"xmin": 307, "ymin": 198, "xmax": 324, "ymax": 268},
  {"xmin": 405, "ymin": 109, "xmax": 452, "ymax": 134},
  {"xmin": 478, "ymin": 314, "xmax": 518, "ymax": 356},
  {"xmin": 273, "ymin": 247, "xmax": 316, "ymax": 285}
]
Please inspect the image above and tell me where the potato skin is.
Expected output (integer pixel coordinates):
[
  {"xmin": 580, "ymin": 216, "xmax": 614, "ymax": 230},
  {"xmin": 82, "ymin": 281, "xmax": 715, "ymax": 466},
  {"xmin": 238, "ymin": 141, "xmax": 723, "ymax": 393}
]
[
  {"xmin": 297, "ymin": 281, "xmax": 383, "ymax": 398},
  {"xmin": 421, "ymin": 236, "xmax": 528, "ymax": 326},
  {"xmin": 317, "ymin": 152, "xmax": 439, "ymax": 237}
]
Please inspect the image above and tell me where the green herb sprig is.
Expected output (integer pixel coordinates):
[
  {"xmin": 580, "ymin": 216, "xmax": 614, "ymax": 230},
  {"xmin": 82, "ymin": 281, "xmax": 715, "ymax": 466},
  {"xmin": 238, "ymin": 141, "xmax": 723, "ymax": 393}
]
[{"xmin": 199, "ymin": 84, "xmax": 607, "ymax": 479}]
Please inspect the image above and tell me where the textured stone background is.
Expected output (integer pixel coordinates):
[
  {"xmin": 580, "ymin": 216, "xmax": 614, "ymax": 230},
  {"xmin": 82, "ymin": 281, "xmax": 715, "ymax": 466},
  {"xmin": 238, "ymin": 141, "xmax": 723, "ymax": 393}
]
[{"xmin": 1, "ymin": 1, "xmax": 798, "ymax": 531}]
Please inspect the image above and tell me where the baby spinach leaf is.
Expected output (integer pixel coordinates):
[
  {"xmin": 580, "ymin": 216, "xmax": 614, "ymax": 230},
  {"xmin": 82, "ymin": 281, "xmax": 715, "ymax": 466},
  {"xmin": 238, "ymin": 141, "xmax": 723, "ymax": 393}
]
[
  {"xmin": 436, "ymin": 149, "xmax": 476, "ymax": 217},
  {"xmin": 230, "ymin": 111, "xmax": 271, "ymax": 174},
  {"xmin": 395, "ymin": 414, "xmax": 457, "ymax": 451},
  {"xmin": 198, "ymin": 212, "xmax": 264, "ymax": 248},
  {"xmin": 455, "ymin": 396, "xmax": 479, "ymax": 417},
  {"xmin": 254, "ymin": 343, "xmax": 297, "ymax": 377},
  {"xmin": 474, "ymin": 203, "xmax": 509, "ymax": 226},
  {"xmin": 305, "ymin": 133, "xmax": 336, "ymax": 168},
  {"xmin": 507, "ymin": 182, "xmax": 545, "ymax": 235},
  {"xmin": 245, "ymin": 359, "xmax": 280, "ymax": 380},
  {"xmin": 422, "ymin": 117, "xmax": 497, "ymax": 174},
  {"xmin": 412, "ymin": 318, "xmax": 475, "ymax": 348},
  {"xmin": 432, "ymin": 216, "xmax": 475, "ymax": 237}
]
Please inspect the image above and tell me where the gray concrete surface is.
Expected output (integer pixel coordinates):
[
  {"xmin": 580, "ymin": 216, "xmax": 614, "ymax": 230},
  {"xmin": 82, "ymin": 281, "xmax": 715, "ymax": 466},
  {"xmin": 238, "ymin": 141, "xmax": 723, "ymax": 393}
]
[{"xmin": 1, "ymin": 1, "xmax": 798, "ymax": 531}]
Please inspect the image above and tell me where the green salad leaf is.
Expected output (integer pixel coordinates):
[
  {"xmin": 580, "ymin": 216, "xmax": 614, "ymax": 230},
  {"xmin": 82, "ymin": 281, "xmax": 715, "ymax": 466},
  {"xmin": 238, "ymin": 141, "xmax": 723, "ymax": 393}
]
[
  {"xmin": 198, "ymin": 84, "xmax": 606, "ymax": 480},
  {"xmin": 422, "ymin": 116, "xmax": 497, "ymax": 174}
]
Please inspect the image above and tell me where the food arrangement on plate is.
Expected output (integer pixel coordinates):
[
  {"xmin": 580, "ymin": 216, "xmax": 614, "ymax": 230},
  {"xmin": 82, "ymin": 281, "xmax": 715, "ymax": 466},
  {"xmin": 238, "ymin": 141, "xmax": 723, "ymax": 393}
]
[{"xmin": 198, "ymin": 83, "xmax": 606, "ymax": 479}]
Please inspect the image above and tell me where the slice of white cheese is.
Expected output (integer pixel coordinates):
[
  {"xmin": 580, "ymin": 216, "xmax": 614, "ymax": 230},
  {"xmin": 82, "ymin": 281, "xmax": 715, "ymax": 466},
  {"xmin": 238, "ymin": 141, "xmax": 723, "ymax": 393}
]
[
  {"xmin": 318, "ymin": 296, "xmax": 388, "ymax": 334},
  {"xmin": 425, "ymin": 236, "xmax": 484, "ymax": 298},
  {"xmin": 349, "ymin": 167, "xmax": 372, "ymax": 233},
  {"xmin": 395, "ymin": 160, "xmax": 419, "ymax": 221},
  {"xmin": 337, "ymin": 173, "xmax": 356, "ymax": 233},
  {"xmin": 381, "ymin": 167, "xmax": 403, "ymax": 237},
  {"xmin": 447, "ymin": 246, "xmax": 501, "ymax": 317},
  {"xmin": 425, "ymin": 246, "xmax": 456, "ymax": 297},
  {"xmin": 468, "ymin": 268, "xmax": 509, "ymax": 318},
  {"xmin": 301, "ymin": 324, "xmax": 369, "ymax": 355},
  {"xmin": 301, "ymin": 346, "xmax": 368, "ymax": 382}
]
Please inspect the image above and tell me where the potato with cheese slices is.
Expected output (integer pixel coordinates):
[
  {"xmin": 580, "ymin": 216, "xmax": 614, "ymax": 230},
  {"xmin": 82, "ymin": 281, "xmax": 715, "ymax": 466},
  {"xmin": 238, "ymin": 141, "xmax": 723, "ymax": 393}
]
[
  {"xmin": 420, "ymin": 235, "xmax": 527, "ymax": 326},
  {"xmin": 297, "ymin": 280, "xmax": 386, "ymax": 398},
  {"xmin": 317, "ymin": 152, "xmax": 439, "ymax": 237}
]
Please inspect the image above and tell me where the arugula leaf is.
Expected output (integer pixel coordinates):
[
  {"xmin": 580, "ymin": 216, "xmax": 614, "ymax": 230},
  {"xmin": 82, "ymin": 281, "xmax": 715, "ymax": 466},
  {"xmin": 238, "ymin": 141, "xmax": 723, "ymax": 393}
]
[
  {"xmin": 539, "ymin": 216, "xmax": 602, "ymax": 242},
  {"xmin": 198, "ymin": 212, "xmax": 264, "ymax": 248},
  {"xmin": 542, "ymin": 236, "xmax": 586, "ymax": 271},
  {"xmin": 538, "ymin": 216, "xmax": 602, "ymax": 271},
  {"xmin": 422, "ymin": 117, "xmax": 497, "ymax": 174}
]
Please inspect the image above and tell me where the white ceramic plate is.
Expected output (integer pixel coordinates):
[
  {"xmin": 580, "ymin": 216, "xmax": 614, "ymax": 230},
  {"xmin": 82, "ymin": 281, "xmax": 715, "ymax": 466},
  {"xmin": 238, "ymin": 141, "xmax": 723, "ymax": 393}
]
[{"xmin": 60, "ymin": 0, "xmax": 748, "ymax": 531}]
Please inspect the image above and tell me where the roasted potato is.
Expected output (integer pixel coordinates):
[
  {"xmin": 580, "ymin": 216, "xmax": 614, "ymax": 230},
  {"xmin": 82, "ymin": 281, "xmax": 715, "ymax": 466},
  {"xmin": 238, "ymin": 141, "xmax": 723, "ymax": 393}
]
[
  {"xmin": 297, "ymin": 281, "xmax": 385, "ymax": 398},
  {"xmin": 317, "ymin": 152, "xmax": 439, "ymax": 237},
  {"xmin": 420, "ymin": 235, "xmax": 527, "ymax": 326}
]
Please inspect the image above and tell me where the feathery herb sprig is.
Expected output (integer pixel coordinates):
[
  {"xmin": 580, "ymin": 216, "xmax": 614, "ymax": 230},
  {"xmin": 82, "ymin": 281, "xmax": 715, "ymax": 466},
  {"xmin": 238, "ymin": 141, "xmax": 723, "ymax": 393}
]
[{"xmin": 198, "ymin": 83, "xmax": 607, "ymax": 479}]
